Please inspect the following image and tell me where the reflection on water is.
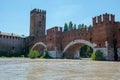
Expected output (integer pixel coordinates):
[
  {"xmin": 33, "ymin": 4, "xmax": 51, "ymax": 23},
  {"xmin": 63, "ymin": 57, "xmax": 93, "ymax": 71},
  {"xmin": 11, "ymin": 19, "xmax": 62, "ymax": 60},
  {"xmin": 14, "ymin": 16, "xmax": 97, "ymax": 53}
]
[{"xmin": 0, "ymin": 59, "xmax": 120, "ymax": 80}]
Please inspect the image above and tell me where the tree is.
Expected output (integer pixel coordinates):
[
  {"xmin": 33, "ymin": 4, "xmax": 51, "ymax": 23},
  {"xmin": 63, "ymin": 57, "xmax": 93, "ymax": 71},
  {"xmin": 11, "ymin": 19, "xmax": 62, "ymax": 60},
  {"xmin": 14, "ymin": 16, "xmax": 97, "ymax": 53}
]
[
  {"xmin": 80, "ymin": 45, "xmax": 93, "ymax": 58},
  {"xmin": 91, "ymin": 50, "xmax": 105, "ymax": 61},
  {"xmin": 40, "ymin": 51, "xmax": 52, "ymax": 59},
  {"xmin": 69, "ymin": 21, "xmax": 73, "ymax": 30},
  {"xmin": 78, "ymin": 24, "xmax": 81, "ymax": 29},
  {"xmin": 64, "ymin": 23, "xmax": 68, "ymax": 31},
  {"xmin": 81, "ymin": 24, "xmax": 84, "ymax": 28},
  {"xmin": 73, "ymin": 24, "xmax": 76, "ymax": 30},
  {"xmin": 28, "ymin": 50, "xmax": 39, "ymax": 59},
  {"xmin": 78, "ymin": 24, "xmax": 87, "ymax": 29},
  {"xmin": 84, "ymin": 25, "xmax": 87, "ymax": 28},
  {"xmin": 89, "ymin": 25, "xmax": 92, "ymax": 27}
]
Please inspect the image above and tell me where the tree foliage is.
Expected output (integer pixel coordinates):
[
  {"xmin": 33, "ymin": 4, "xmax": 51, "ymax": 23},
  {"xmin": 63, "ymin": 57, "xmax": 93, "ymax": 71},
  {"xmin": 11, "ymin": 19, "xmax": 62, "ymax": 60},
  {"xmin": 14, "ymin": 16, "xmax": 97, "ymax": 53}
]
[
  {"xmin": 91, "ymin": 50, "xmax": 105, "ymax": 61},
  {"xmin": 80, "ymin": 45, "xmax": 93, "ymax": 58},
  {"xmin": 73, "ymin": 24, "xmax": 76, "ymax": 30},
  {"xmin": 69, "ymin": 21, "xmax": 73, "ymax": 30},
  {"xmin": 64, "ymin": 23, "xmax": 68, "ymax": 31},
  {"xmin": 28, "ymin": 50, "xmax": 39, "ymax": 59},
  {"xmin": 40, "ymin": 51, "xmax": 52, "ymax": 59},
  {"xmin": 78, "ymin": 24, "xmax": 81, "ymax": 29},
  {"xmin": 63, "ymin": 21, "xmax": 91, "ymax": 31},
  {"xmin": 64, "ymin": 21, "xmax": 76, "ymax": 31},
  {"xmin": 78, "ymin": 24, "xmax": 87, "ymax": 29}
]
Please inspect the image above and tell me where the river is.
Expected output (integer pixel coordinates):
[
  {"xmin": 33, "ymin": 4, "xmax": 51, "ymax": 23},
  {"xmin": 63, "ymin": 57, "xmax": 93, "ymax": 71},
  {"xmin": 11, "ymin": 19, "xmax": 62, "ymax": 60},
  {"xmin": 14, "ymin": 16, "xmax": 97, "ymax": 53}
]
[{"xmin": 0, "ymin": 58, "xmax": 120, "ymax": 80}]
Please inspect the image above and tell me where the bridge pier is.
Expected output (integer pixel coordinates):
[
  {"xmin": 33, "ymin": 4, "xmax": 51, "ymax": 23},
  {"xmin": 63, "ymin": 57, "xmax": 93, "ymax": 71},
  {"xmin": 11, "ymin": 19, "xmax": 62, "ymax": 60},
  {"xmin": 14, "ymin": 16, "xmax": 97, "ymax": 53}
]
[
  {"xmin": 73, "ymin": 49, "xmax": 80, "ymax": 59},
  {"xmin": 95, "ymin": 48, "xmax": 114, "ymax": 61},
  {"xmin": 117, "ymin": 48, "xmax": 120, "ymax": 60},
  {"xmin": 94, "ymin": 41, "xmax": 118, "ymax": 61},
  {"xmin": 48, "ymin": 50, "xmax": 63, "ymax": 59},
  {"xmin": 62, "ymin": 47, "xmax": 81, "ymax": 59}
]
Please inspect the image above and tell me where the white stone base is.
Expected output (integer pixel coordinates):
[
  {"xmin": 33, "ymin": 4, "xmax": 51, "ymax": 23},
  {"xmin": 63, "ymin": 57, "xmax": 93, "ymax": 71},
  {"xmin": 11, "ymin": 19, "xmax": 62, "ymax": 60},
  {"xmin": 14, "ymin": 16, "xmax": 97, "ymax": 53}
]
[
  {"xmin": 95, "ymin": 48, "xmax": 114, "ymax": 61},
  {"xmin": 117, "ymin": 48, "xmax": 120, "ymax": 60},
  {"xmin": 74, "ymin": 50, "xmax": 80, "ymax": 59},
  {"xmin": 48, "ymin": 51, "xmax": 63, "ymax": 59}
]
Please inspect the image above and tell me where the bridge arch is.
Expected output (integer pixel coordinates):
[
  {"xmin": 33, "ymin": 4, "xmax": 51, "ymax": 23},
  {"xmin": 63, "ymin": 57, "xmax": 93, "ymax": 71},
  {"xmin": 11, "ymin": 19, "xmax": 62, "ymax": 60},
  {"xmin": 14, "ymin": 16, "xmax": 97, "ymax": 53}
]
[
  {"xmin": 62, "ymin": 39, "xmax": 96, "ymax": 58},
  {"xmin": 30, "ymin": 42, "xmax": 47, "ymax": 51}
]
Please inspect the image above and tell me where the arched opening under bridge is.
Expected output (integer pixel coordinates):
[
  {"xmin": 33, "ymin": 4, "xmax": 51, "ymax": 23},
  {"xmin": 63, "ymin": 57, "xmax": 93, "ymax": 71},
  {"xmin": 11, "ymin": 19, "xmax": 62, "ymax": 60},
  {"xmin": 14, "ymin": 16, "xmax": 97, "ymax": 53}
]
[
  {"xmin": 30, "ymin": 42, "xmax": 47, "ymax": 57},
  {"xmin": 62, "ymin": 39, "xmax": 96, "ymax": 59}
]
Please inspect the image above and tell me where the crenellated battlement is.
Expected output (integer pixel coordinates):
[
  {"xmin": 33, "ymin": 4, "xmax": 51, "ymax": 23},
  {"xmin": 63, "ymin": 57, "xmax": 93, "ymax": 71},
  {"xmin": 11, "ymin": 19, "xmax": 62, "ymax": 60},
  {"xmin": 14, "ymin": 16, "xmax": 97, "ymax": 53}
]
[
  {"xmin": 47, "ymin": 27, "xmax": 62, "ymax": 35},
  {"xmin": 30, "ymin": 8, "xmax": 46, "ymax": 14},
  {"xmin": 93, "ymin": 13, "xmax": 115, "ymax": 25}
]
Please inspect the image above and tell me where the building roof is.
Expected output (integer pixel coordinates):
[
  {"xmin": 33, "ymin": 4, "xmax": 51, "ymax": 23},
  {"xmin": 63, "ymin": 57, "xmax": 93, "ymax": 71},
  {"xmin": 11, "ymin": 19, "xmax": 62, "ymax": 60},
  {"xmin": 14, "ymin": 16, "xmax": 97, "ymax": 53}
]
[{"xmin": 0, "ymin": 31, "xmax": 25, "ymax": 38}]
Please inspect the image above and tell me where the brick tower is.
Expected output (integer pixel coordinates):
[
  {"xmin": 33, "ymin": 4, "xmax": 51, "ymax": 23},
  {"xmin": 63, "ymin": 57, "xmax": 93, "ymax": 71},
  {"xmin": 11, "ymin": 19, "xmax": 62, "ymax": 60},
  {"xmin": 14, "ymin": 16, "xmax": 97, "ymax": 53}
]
[
  {"xmin": 92, "ymin": 13, "xmax": 116, "ymax": 60},
  {"xmin": 30, "ymin": 8, "xmax": 46, "ymax": 37},
  {"xmin": 92, "ymin": 13, "xmax": 115, "ymax": 48}
]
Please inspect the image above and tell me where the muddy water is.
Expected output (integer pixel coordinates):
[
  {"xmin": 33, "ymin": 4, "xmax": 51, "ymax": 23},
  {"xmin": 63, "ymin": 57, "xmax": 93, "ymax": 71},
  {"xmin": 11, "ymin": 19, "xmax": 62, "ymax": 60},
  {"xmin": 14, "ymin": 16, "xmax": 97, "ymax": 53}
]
[{"xmin": 0, "ymin": 59, "xmax": 120, "ymax": 80}]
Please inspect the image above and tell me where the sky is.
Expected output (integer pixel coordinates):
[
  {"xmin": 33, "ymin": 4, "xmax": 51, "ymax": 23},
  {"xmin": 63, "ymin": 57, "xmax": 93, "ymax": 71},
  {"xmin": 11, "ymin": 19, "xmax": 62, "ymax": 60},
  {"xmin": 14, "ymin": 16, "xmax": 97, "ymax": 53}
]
[{"xmin": 0, "ymin": 0, "xmax": 120, "ymax": 36}]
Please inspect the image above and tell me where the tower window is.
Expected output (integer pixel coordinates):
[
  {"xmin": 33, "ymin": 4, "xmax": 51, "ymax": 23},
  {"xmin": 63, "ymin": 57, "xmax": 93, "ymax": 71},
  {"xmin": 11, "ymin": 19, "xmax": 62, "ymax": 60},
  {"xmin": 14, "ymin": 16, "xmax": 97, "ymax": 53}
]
[
  {"xmin": 119, "ymin": 28, "xmax": 120, "ymax": 32},
  {"xmin": 50, "ymin": 38, "xmax": 52, "ymax": 41},
  {"xmin": 89, "ymin": 37, "xmax": 92, "ymax": 42},
  {"xmin": 42, "ymin": 16, "xmax": 45, "ymax": 20},
  {"xmin": 39, "ymin": 21, "xmax": 42, "ymax": 27},
  {"xmin": 99, "ymin": 44, "xmax": 101, "ymax": 47}
]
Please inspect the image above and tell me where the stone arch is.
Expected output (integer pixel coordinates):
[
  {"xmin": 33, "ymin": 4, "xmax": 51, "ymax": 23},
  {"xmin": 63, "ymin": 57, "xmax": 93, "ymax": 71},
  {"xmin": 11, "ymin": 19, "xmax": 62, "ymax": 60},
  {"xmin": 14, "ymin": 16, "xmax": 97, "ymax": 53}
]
[
  {"xmin": 30, "ymin": 42, "xmax": 47, "ymax": 51},
  {"xmin": 63, "ymin": 39, "xmax": 96, "ymax": 53}
]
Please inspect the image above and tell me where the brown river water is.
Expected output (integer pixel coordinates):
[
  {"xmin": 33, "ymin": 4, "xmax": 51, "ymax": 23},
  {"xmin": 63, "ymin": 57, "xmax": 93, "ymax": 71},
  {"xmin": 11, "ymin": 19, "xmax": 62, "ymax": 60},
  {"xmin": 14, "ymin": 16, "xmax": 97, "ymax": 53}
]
[{"xmin": 0, "ymin": 58, "xmax": 120, "ymax": 80}]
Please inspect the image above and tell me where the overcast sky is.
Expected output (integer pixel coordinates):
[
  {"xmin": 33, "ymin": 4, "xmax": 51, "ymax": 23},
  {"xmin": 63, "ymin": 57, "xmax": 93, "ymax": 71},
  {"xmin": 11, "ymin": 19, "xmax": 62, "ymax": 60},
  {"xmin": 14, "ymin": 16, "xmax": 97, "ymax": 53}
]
[{"xmin": 0, "ymin": 0, "xmax": 120, "ymax": 36}]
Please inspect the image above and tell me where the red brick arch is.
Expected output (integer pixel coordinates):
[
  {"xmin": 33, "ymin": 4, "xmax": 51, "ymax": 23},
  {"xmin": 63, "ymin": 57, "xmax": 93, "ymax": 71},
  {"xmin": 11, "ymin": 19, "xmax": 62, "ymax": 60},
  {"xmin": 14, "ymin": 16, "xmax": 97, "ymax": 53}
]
[{"xmin": 30, "ymin": 42, "xmax": 47, "ymax": 51}]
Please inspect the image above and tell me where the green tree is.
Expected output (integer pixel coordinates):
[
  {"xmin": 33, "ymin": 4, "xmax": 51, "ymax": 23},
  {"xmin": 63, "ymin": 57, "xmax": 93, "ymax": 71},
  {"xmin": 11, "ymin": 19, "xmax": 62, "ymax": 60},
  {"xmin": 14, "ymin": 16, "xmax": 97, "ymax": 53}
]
[
  {"xmin": 64, "ymin": 23, "xmax": 68, "ymax": 31},
  {"xmin": 78, "ymin": 24, "xmax": 86, "ymax": 29},
  {"xmin": 28, "ymin": 50, "xmax": 39, "ymax": 59},
  {"xmin": 40, "ymin": 52, "xmax": 47, "ymax": 59},
  {"xmin": 89, "ymin": 25, "xmax": 92, "ymax": 27},
  {"xmin": 78, "ymin": 24, "xmax": 84, "ymax": 29},
  {"xmin": 84, "ymin": 25, "xmax": 87, "ymax": 28},
  {"xmin": 78, "ymin": 24, "xmax": 81, "ymax": 29},
  {"xmin": 69, "ymin": 21, "xmax": 73, "ymax": 30},
  {"xmin": 91, "ymin": 50, "xmax": 105, "ymax": 61},
  {"xmin": 40, "ymin": 51, "xmax": 52, "ymax": 59},
  {"xmin": 81, "ymin": 24, "xmax": 84, "ymax": 28},
  {"xmin": 80, "ymin": 45, "xmax": 93, "ymax": 58},
  {"xmin": 73, "ymin": 24, "xmax": 76, "ymax": 30}
]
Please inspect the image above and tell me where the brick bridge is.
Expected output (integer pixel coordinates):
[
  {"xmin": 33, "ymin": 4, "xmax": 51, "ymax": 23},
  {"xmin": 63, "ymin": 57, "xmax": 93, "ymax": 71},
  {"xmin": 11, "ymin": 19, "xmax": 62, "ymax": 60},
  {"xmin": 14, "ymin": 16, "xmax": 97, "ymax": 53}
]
[{"xmin": 29, "ymin": 9, "xmax": 120, "ymax": 60}]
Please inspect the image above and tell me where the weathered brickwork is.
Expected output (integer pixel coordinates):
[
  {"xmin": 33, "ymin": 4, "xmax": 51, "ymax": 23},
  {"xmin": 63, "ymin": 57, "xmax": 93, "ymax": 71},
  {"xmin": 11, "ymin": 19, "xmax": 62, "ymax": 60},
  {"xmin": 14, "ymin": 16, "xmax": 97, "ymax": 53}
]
[
  {"xmin": 0, "ymin": 32, "xmax": 27, "ymax": 56},
  {"xmin": 0, "ymin": 8, "xmax": 120, "ymax": 60},
  {"xmin": 30, "ymin": 9, "xmax": 46, "ymax": 37},
  {"xmin": 30, "ymin": 9, "xmax": 120, "ymax": 60}
]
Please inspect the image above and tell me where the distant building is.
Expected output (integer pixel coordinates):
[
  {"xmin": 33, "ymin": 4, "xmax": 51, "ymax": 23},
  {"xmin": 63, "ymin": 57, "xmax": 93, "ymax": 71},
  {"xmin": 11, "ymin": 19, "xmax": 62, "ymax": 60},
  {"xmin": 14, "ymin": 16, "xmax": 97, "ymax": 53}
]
[{"xmin": 0, "ymin": 32, "xmax": 28, "ymax": 56}]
